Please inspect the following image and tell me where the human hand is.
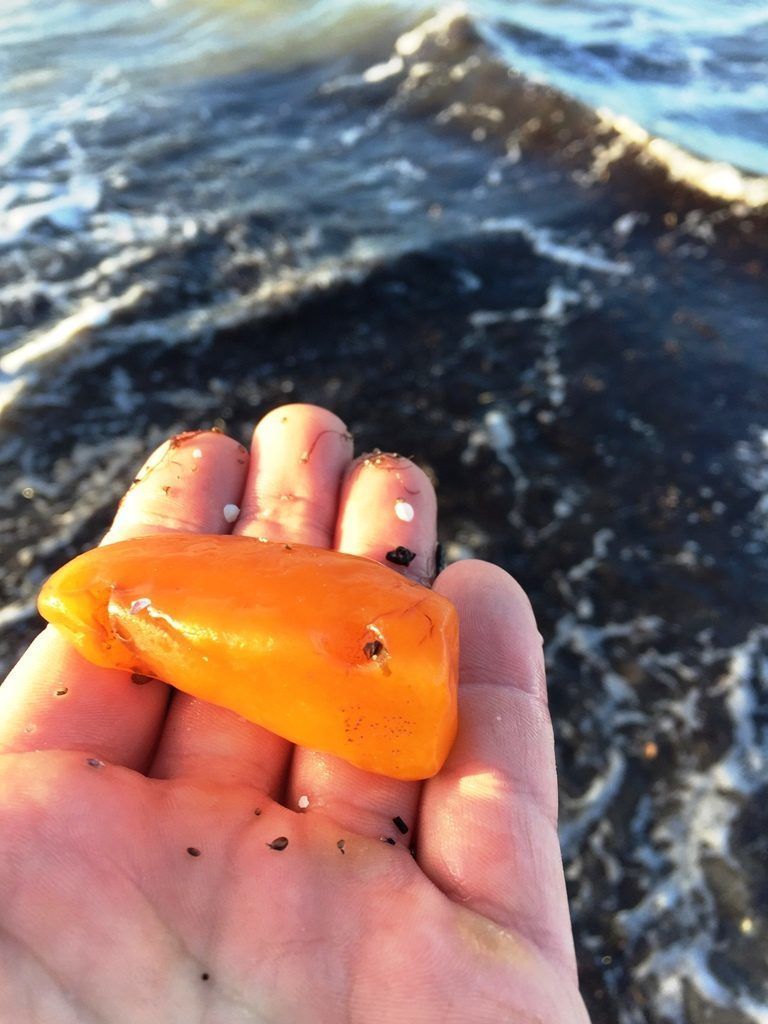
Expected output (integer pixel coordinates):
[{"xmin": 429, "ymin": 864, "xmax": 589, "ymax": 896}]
[{"xmin": 0, "ymin": 403, "xmax": 590, "ymax": 1023}]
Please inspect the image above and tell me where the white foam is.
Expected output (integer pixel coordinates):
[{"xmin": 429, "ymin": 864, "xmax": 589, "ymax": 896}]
[
  {"xmin": 0, "ymin": 284, "xmax": 145, "ymax": 378},
  {"xmin": 0, "ymin": 173, "xmax": 101, "ymax": 246},
  {"xmin": 540, "ymin": 281, "xmax": 581, "ymax": 321},
  {"xmin": 560, "ymin": 746, "xmax": 627, "ymax": 853},
  {"xmin": 596, "ymin": 109, "xmax": 768, "ymax": 208},
  {"xmin": 0, "ymin": 284, "xmax": 146, "ymax": 418},
  {"xmin": 614, "ymin": 626, "xmax": 768, "ymax": 1023},
  {"xmin": 461, "ymin": 408, "xmax": 532, "ymax": 533},
  {"xmin": 395, "ymin": 5, "xmax": 468, "ymax": 58},
  {"xmin": 735, "ymin": 427, "xmax": 768, "ymax": 534},
  {"xmin": 566, "ymin": 528, "xmax": 616, "ymax": 583},
  {"xmin": 0, "ymin": 109, "xmax": 32, "ymax": 167},
  {"xmin": 0, "ymin": 600, "xmax": 37, "ymax": 628},
  {"xmin": 363, "ymin": 56, "xmax": 404, "ymax": 83},
  {"xmin": 481, "ymin": 216, "xmax": 632, "ymax": 276},
  {"xmin": 0, "ymin": 375, "xmax": 28, "ymax": 417},
  {"xmin": 612, "ymin": 211, "xmax": 646, "ymax": 238},
  {"xmin": 483, "ymin": 408, "xmax": 513, "ymax": 454}
]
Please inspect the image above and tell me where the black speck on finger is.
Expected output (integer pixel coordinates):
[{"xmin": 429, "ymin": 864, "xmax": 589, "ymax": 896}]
[
  {"xmin": 267, "ymin": 836, "xmax": 289, "ymax": 851},
  {"xmin": 386, "ymin": 546, "xmax": 417, "ymax": 567}
]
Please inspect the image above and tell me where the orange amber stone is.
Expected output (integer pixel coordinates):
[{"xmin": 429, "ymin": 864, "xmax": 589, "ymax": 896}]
[{"xmin": 38, "ymin": 534, "xmax": 459, "ymax": 780}]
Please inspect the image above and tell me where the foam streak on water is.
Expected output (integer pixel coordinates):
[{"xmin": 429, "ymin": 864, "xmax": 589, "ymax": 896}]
[
  {"xmin": 480, "ymin": 0, "xmax": 768, "ymax": 175},
  {"xmin": 617, "ymin": 629, "xmax": 768, "ymax": 1024}
]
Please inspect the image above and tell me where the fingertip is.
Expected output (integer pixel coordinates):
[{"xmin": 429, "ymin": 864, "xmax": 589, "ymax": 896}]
[
  {"xmin": 335, "ymin": 452, "xmax": 437, "ymax": 582},
  {"xmin": 106, "ymin": 428, "xmax": 249, "ymax": 543},
  {"xmin": 237, "ymin": 404, "xmax": 353, "ymax": 545},
  {"xmin": 253, "ymin": 404, "xmax": 351, "ymax": 446}
]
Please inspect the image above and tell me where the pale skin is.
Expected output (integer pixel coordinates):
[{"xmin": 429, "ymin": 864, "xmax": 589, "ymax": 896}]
[{"xmin": 0, "ymin": 403, "xmax": 591, "ymax": 1024}]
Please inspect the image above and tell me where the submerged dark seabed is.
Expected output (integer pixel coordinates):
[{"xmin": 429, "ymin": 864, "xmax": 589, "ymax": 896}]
[{"xmin": 1, "ymin": 13, "xmax": 767, "ymax": 1024}]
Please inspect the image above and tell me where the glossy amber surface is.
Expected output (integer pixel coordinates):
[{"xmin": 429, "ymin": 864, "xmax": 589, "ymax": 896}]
[{"xmin": 38, "ymin": 534, "xmax": 459, "ymax": 780}]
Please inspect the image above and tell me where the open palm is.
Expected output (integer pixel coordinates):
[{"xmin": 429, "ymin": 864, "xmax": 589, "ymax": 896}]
[{"xmin": 0, "ymin": 404, "xmax": 590, "ymax": 1023}]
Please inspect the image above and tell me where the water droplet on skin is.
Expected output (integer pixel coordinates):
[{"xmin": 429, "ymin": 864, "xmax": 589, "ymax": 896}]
[
  {"xmin": 192, "ymin": 448, "xmax": 203, "ymax": 459},
  {"xmin": 394, "ymin": 499, "xmax": 415, "ymax": 522}
]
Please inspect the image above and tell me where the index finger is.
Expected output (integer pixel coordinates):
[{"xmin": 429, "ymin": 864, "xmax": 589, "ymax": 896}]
[{"xmin": 0, "ymin": 430, "xmax": 249, "ymax": 770}]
